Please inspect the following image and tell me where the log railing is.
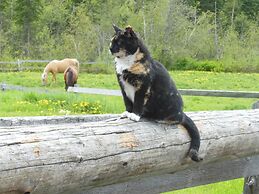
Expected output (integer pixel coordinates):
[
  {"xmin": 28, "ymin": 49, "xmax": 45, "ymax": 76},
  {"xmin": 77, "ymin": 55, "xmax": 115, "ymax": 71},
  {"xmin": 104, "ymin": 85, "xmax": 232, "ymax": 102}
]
[
  {"xmin": 0, "ymin": 109, "xmax": 259, "ymax": 194},
  {"xmin": 68, "ymin": 86, "xmax": 259, "ymax": 98}
]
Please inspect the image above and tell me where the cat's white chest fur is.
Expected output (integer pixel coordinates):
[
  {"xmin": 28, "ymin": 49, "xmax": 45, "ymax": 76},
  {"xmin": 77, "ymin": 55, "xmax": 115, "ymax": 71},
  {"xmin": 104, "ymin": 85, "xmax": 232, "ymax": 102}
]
[
  {"xmin": 120, "ymin": 77, "xmax": 135, "ymax": 102},
  {"xmin": 115, "ymin": 52, "xmax": 138, "ymax": 103},
  {"xmin": 115, "ymin": 53, "xmax": 136, "ymax": 74}
]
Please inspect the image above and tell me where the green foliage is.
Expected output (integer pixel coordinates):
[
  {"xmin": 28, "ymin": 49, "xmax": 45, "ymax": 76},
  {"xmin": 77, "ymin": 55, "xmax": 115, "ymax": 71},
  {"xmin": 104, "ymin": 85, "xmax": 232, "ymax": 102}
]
[
  {"xmin": 0, "ymin": 0, "xmax": 259, "ymax": 72},
  {"xmin": 14, "ymin": 0, "xmax": 42, "ymax": 26},
  {"xmin": 172, "ymin": 58, "xmax": 223, "ymax": 72},
  {"xmin": 13, "ymin": 0, "xmax": 43, "ymax": 56},
  {"xmin": 241, "ymin": 0, "xmax": 259, "ymax": 20}
]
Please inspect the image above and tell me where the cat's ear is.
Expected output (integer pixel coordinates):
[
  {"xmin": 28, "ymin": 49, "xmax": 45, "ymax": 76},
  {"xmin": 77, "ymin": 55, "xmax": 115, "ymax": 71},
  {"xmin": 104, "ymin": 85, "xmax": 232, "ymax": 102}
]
[
  {"xmin": 113, "ymin": 24, "xmax": 122, "ymax": 33},
  {"xmin": 124, "ymin": 25, "xmax": 136, "ymax": 38}
]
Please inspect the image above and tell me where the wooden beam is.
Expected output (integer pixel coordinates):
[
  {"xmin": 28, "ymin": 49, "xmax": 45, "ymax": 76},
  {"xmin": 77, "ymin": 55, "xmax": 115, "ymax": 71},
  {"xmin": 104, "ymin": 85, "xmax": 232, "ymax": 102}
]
[
  {"xmin": 0, "ymin": 110, "xmax": 259, "ymax": 194},
  {"xmin": 243, "ymin": 103, "xmax": 259, "ymax": 194},
  {"xmin": 0, "ymin": 114, "xmax": 116, "ymax": 126},
  {"xmin": 243, "ymin": 175, "xmax": 259, "ymax": 194},
  {"xmin": 178, "ymin": 89, "xmax": 259, "ymax": 98},
  {"xmin": 67, "ymin": 87, "xmax": 259, "ymax": 98},
  {"xmin": 2, "ymin": 84, "xmax": 259, "ymax": 98},
  {"xmin": 89, "ymin": 155, "xmax": 259, "ymax": 194}
]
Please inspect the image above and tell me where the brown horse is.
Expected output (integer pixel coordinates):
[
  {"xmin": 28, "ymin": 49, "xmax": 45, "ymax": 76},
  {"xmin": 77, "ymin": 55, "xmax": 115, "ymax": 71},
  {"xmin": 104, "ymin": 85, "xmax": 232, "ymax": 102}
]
[
  {"xmin": 64, "ymin": 66, "xmax": 78, "ymax": 91},
  {"xmin": 41, "ymin": 58, "xmax": 79, "ymax": 85}
]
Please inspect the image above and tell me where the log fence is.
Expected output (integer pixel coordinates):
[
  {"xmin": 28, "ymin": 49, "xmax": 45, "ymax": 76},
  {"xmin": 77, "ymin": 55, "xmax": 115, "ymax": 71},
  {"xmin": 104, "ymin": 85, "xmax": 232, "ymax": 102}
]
[
  {"xmin": 0, "ymin": 110, "xmax": 259, "ymax": 194},
  {"xmin": 67, "ymin": 86, "xmax": 259, "ymax": 99}
]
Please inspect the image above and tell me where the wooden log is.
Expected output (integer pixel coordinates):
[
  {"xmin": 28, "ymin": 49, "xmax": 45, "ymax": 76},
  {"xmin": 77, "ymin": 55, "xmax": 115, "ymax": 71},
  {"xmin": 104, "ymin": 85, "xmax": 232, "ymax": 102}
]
[
  {"xmin": 67, "ymin": 86, "xmax": 259, "ymax": 98},
  {"xmin": 89, "ymin": 155, "xmax": 259, "ymax": 194},
  {"xmin": 0, "ymin": 110, "xmax": 259, "ymax": 194},
  {"xmin": 243, "ymin": 103, "xmax": 259, "ymax": 194},
  {"xmin": 252, "ymin": 101, "xmax": 259, "ymax": 109},
  {"xmin": 0, "ymin": 114, "xmax": 116, "ymax": 126},
  {"xmin": 243, "ymin": 176, "xmax": 259, "ymax": 194}
]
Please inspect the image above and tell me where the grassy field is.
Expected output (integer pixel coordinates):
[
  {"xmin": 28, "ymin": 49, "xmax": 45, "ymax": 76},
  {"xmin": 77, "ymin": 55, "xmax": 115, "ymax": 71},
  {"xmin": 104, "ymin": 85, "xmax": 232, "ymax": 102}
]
[
  {"xmin": 0, "ymin": 70, "xmax": 258, "ymax": 193},
  {"xmin": 165, "ymin": 178, "xmax": 244, "ymax": 194},
  {"xmin": 1, "ymin": 71, "xmax": 259, "ymax": 91},
  {"xmin": 0, "ymin": 71, "xmax": 258, "ymax": 116}
]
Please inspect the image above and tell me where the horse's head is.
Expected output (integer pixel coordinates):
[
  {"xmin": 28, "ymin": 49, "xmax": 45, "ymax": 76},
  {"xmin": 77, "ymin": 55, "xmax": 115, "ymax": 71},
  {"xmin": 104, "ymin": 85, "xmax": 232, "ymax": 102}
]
[{"xmin": 41, "ymin": 72, "xmax": 48, "ymax": 85}]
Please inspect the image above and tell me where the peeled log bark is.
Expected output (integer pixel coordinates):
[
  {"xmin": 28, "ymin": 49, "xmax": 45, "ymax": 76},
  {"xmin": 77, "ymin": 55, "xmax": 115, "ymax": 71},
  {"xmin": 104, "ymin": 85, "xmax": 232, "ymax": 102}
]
[{"xmin": 0, "ymin": 110, "xmax": 259, "ymax": 194}]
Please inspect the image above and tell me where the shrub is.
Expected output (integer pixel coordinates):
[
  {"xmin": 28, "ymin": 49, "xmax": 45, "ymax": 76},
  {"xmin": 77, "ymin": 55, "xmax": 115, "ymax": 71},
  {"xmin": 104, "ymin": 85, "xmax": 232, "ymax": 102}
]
[{"xmin": 171, "ymin": 58, "xmax": 224, "ymax": 72}]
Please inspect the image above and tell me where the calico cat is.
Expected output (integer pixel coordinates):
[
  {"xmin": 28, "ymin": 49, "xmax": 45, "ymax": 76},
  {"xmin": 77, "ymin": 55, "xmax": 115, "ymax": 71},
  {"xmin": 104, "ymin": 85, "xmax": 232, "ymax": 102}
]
[{"xmin": 110, "ymin": 25, "xmax": 202, "ymax": 162}]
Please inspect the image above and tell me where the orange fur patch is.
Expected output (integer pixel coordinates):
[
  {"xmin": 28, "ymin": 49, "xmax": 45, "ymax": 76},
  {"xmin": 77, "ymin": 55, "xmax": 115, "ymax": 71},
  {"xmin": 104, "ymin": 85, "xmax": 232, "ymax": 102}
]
[
  {"xmin": 129, "ymin": 63, "xmax": 147, "ymax": 74},
  {"xmin": 136, "ymin": 51, "xmax": 144, "ymax": 61}
]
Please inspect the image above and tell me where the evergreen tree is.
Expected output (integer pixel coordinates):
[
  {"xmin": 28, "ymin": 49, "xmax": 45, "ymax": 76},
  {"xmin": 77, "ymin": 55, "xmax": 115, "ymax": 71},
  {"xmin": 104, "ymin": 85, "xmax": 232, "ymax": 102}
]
[{"xmin": 14, "ymin": 0, "xmax": 43, "ymax": 56}]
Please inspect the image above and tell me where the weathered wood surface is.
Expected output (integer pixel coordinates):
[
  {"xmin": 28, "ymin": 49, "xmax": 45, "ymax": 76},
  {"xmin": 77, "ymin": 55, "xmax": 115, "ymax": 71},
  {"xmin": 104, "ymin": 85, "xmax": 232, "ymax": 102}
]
[
  {"xmin": 0, "ymin": 110, "xmax": 259, "ymax": 194},
  {"xmin": 252, "ymin": 101, "xmax": 259, "ymax": 109},
  {"xmin": 89, "ymin": 155, "xmax": 259, "ymax": 194},
  {"xmin": 0, "ymin": 114, "xmax": 116, "ymax": 126},
  {"xmin": 67, "ymin": 86, "xmax": 259, "ymax": 98},
  {"xmin": 243, "ymin": 102, "xmax": 259, "ymax": 194},
  {"xmin": 2, "ymin": 83, "xmax": 259, "ymax": 98},
  {"xmin": 243, "ymin": 175, "xmax": 259, "ymax": 194}
]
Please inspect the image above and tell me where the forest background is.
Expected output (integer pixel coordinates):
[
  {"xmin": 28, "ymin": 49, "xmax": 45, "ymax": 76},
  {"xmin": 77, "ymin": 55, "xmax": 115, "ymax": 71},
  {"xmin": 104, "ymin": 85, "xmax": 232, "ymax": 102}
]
[{"xmin": 0, "ymin": 0, "xmax": 258, "ymax": 72}]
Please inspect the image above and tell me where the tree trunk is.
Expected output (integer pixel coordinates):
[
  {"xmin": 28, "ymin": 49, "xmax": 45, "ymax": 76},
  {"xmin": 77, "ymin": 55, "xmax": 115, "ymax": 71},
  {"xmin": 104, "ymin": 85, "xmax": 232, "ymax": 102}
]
[
  {"xmin": 231, "ymin": 0, "xmax": 235, "ymax": 27},
  {"xmin": 214, "ymin": 1, "xmax": 220, "ymax": 60}
]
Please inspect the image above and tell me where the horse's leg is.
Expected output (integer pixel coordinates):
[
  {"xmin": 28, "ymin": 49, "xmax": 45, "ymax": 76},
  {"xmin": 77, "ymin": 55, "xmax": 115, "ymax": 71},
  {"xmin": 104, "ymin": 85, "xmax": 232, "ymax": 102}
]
[{"xmin": 52, "ymin": 73, "xmax": 56, "ymax": 83}]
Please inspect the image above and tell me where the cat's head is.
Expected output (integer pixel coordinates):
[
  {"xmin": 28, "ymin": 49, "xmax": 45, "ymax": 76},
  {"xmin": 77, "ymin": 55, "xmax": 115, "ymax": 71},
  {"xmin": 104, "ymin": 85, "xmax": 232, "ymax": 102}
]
[{"xmin": 110, "ymin": 25, "xmax": 139, "ymax": 58}]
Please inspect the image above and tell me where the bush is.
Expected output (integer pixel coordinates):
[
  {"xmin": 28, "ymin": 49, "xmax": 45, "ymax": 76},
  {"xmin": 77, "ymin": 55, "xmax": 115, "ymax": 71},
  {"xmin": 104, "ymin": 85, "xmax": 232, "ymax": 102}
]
[
  {"xmin": 80, "ymin": 63, "xmax": 114, "ymax": 74},
  {"xmin": 171, "ymin": 58, "xmax": 224, "ymax": 72}
]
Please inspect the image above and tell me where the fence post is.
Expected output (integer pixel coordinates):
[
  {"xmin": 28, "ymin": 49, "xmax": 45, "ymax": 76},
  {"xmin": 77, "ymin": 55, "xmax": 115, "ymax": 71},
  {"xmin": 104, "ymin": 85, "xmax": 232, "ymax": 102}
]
[
  {"xmin": 252, "ymin": 101, "xmax": 259, "ymax": 109},
  {"xmin": 17, "ymin": 59, "xmax": 21, "ymax": 71},
  {"xmin": 0, "ymin": 82, "xmax": 6, "ymax": 91},
  {"xmin": 243, "ymin": 102, "xmax": 259, "ymax": 194},
  {"xmin": 243, "ymin": 176, "xmax": 259, "ymax": 194}
]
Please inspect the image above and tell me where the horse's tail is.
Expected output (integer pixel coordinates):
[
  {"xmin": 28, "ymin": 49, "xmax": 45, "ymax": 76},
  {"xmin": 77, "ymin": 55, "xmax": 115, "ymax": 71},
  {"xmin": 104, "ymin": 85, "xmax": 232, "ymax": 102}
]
[{"xmin": 64, "ymin": 67, "xmax": 74, "ymax": 91}]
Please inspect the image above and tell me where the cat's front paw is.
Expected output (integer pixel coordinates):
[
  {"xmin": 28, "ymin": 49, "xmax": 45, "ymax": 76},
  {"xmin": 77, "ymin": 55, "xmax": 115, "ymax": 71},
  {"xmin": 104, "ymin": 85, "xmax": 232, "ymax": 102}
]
[
  {"xmin": 120, "ymin": 111, "xmax": 130, "ymax": 118},
  {"xmin": 120, "ymin": 111, "xmax": 140, "ymax": 121},
  {"xmin": 126, "ymin": 112, "xmax": 140, "ymax": 122}
]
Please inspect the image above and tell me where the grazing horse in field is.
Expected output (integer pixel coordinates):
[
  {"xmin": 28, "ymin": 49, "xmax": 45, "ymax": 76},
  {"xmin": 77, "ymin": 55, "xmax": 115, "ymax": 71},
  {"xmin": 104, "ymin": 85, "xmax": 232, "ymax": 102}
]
[
  {"xmin": 41, "ymin": 58, "xmax": 79, "ymax": 85},
  {"xmin": 64, "ymin": 66, "xmax": 78, "ymax": 91}
]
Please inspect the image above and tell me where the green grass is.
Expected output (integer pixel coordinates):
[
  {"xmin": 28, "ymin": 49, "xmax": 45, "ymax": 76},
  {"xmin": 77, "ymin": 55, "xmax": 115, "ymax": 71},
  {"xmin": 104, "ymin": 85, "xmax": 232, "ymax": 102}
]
[
  {"xmin": 0, "ymin": 70, "xmax": 258, "ymax": 193},
  {"xmin": 165, "ymin": 178, "xmax": 244, "ymax": 194},
  {"xmin": 1, "ymin": 71, "xmax": 259, "ymax": 91},
  {"xmin": 0, "ymin": 91, "xmax": 104, "ymax": 116},
  {"xmin": 0, "ymin": 71, "xmax": 257, "ymax": 116}
]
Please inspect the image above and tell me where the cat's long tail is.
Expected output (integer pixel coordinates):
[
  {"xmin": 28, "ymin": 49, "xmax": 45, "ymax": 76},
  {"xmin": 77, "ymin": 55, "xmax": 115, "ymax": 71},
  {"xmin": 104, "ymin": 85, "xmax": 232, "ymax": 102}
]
[{"xmin": 181, "ymin": 113, "xmax": 202, "ymax": 162}]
